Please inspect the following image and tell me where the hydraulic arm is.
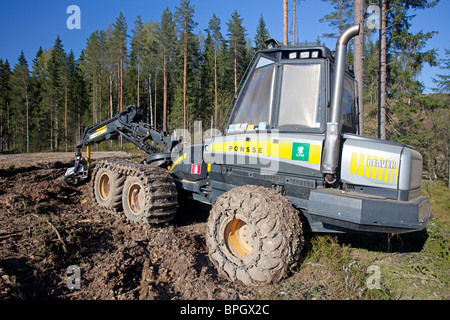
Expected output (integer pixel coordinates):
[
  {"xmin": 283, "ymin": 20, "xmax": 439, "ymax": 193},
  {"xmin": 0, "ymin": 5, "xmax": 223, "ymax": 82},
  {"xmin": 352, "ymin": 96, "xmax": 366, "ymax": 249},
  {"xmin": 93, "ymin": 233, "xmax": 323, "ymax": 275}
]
[{"xmin": 64, "ymin": 105, "xmax": 180, "ymax": 184}]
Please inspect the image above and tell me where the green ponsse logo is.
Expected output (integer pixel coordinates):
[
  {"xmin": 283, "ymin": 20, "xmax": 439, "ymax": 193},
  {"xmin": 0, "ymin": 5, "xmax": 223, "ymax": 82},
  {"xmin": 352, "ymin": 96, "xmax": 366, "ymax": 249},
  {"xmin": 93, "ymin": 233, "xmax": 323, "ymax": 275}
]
[{"xmin": 291, "ymin": 142, "xmax": 310, "ymax": 161}]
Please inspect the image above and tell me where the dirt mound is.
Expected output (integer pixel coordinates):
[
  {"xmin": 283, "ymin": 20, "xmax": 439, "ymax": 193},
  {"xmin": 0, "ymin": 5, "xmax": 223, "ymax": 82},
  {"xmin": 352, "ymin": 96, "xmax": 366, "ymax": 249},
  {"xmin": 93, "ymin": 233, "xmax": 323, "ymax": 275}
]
[{"xmin": 0, "ymin": 152, "xmax": 255, "ymax": 300}]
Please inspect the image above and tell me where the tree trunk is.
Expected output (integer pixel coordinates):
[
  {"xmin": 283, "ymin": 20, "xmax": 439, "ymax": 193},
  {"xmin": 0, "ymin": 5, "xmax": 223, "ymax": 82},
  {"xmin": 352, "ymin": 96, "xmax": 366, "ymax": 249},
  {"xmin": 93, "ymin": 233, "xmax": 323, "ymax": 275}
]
[
  {"xmin": 117, "ymin": 59, "xmax": 120, "ymax": 113},
  {"xmin": 354, "ymin": 0, "xmax": 364, "ymax": 135},
  {"xmin": 50, "ymin": 106, "xmax": 53, "ymax": 151},
  {"xmin": 183, "ymin": 21, "xmax": 187, "ymax": 132},
  {"xmin": 55, "ymin": 103, "xmax": 58, "ymax": 151},
  {"xmin": 7, "ymin": 102, "xmax": 10, "ymax": 151},
  {"xmin": 234, "ymin": 43, "xmax": 238, "ymax": 94},
  {"xmin": 65, "ymin": 85, "xmax": 68, "ymax": 152},
  {"xmin": 214, "ymin": 47, "xmax": 218, "ymax": 129},
  {"xmin": 154, "ymin": 70, "xmax": 157, "ymax": 130},
  {"xmin": 149, "ymin": 73, "xmax": 153, "ymax": 127},
  {"xmin": 379, "ymin": 0, "xmax": 387, "ymax": 139},
  {"xmin": 0, "ymin": 105, "xmax": 3, "ymax": 152},
  {"xmin": 77, "ymin": 101, "xmax": 80, "ymax": 142},
  {"xmin": 98, "ymin": 70, "xmax": 102, "ymax": 122},
  {"xmin": 163, "ymin": 49, "xmax": 167, "ymax": 133},
  {"xmin": 137, "ymin": 59, "xmax": 140, "ymax": 107},
  {"xmin": 283, "ymin": 0, "xmax": 288, "ymax": 46},
  {"xmin": 292, "ymin": 0, "xmax": 296, "ymax": 44},
  {"xmin": 109, "ymin": 73, "xmax": 113, "ymax": 117},
  {"xmin": 120, "ymin": 58, "xmax": 123, "ymax": 112},
  {"xmin": 24, "ymin": 82, "xmax": 29, "ymax": 153}
]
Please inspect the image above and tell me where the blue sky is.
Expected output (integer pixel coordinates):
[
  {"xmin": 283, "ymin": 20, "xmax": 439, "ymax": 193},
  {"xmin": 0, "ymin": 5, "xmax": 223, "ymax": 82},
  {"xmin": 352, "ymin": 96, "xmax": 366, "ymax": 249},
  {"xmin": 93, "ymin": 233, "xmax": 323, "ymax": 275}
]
[{"xmin": 0, "ymin": 0, "xmax": 448, "ymax": 93}]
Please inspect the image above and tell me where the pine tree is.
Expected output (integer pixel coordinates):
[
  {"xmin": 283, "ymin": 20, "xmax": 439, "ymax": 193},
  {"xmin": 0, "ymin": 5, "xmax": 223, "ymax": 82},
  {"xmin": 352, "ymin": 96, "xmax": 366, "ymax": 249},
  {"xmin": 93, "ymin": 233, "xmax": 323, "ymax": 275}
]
[
  {"xmin": 226, "ymin": 10, "xmax": 248, "ymax": 95},
  {"xmin": 385, "ymin": 1, "xmax": 438, "ymax": 140},
  {"xmin": 68, "ymin": 53, "xmax": 89, "ymax": 143},
  {"xmin": 208, "ymin": 13, "xmax": 222, "ymax": 128},
  {"xmin": 30, "ymin": 47, "xmax": 50, "ymax": 151},
  {"xmin": 11, "ymin": 51, "xmax": 31, "ymax": 152},
  {"xmin": 48, "ymin": 35, "xmax": 66, "ymax": 150},
  {"xmin": 283, "ymin": 0, "xmax": 288, "ymax": 45},
  {"xmin": 353, "ymin": 0, "xmax": 364, "ymax": 135},
  {"xmin": 0, "ymin": 59, "xmax": 12, "ymax": 151},
  {"xmin": 82, "ymin": 31, "xmax": 100, "ymax": 124},
  {"xmin": 104, "ymin": 28, "xmax": 116, "ymax": 121},
  {"xmin": 64, "ymin": 50, "xmax": 77, "ymax": 151},
  {"xmin": 319, "ymin": 0, "xmax": 353, "ymax": 40},
  {"xmin": 292, "ymin": 0, "xmax": 306, "ymax": 44},
  {"xmin": 379, "ymin": 0, "xmax": 387, "ymax": 139},
  {"xmin": 254, "ymin": 15, "xmax": 270, "ymax": 52},
  {"xmin": 130, "ymin": 15, "xmax": 145, "ymax": 107},
  {"xmin": 112, "ymin": 12, "xmax": 128, "ymax": 113},
  {"xmin": 175, "ymin": 0, "xmax": 197, "ymax": 132},
  {"xmin": 142, "ymin": 21, "xmax": 160, "ymax": 126},
  {"xmin": 199, "ymin": 31, "xmax": 215, "ymax": 129},
  {"xmin": 157, "ymin": 7, "xmax": 176, "ymax": 132},
  {"xmin": 432, "ymin": 44, "xmax": 450, "ymax": 93}
]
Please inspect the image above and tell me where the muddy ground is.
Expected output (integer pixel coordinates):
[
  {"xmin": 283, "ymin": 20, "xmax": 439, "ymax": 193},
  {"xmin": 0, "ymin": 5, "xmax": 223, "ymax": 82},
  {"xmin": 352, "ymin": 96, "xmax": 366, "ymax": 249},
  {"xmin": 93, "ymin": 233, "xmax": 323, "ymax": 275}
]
[
  {"xmin": 0, "ymin": 152, "xmax": 255, "ymax": 300},
  {"xmin": 1, "ymin": 152, "xmax": 447, "ymax": 301}
]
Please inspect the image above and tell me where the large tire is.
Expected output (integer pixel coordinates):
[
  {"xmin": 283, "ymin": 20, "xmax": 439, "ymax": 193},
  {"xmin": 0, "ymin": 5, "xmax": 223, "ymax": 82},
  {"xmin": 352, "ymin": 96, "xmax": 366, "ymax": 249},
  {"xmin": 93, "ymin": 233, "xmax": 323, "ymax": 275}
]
[
  {"xmin": 206, "ymin": 185, "xmax": 303, "ymax": 286},
  {"xmin": 93, "ymin": 165, "xmax": 125, "ymax": 212},
  {"xmin": 122, "ymin": 175, "xmax": 148, "ymax": 223},
  {"xmin": 121, "ymin": 172, "xmax": 178, "ymax": 224}
]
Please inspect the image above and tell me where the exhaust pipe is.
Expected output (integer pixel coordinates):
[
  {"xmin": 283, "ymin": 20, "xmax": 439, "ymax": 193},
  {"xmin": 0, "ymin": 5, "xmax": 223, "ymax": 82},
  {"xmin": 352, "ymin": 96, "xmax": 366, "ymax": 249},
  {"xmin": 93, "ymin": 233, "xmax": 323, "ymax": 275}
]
[{"xmin": 321, "ymin": 25, "xmax": 360, "ymax": 183}]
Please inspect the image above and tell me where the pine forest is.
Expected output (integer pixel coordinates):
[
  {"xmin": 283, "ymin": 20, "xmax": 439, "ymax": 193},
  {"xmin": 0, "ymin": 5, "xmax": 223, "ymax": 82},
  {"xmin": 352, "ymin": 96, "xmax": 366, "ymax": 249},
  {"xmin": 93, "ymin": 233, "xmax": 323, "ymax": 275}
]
[{"xmin": 0, "ymin": 0, "xmax": 448, "ymax": 181}]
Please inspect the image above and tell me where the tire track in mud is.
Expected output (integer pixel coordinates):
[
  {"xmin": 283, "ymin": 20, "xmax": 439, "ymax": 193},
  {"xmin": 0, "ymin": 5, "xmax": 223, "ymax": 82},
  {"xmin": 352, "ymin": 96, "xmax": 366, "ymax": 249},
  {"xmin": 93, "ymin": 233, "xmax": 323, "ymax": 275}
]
[{"xmin": 0, "ymin": 155, "xmax": 255, "ymax": 300}]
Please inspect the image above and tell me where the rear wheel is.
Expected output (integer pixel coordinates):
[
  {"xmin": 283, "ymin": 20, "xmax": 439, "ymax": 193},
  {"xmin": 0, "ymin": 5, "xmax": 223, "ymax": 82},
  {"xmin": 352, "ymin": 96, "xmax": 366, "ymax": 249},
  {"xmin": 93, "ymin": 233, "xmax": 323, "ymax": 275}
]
[
  {"xmin": 122, "ymin": 176, "xmax": 147, "ymax": 222},
  {"xmin": 206, "ymin": 185, "xmax": 303, "ymax": 286},
  {"xmin": 122, "ymin": 172, "xmax": 178, "ymax": 224},
  {"xmin": 93, "ymin": 166, "xmax": 125, "ymax": 211}
]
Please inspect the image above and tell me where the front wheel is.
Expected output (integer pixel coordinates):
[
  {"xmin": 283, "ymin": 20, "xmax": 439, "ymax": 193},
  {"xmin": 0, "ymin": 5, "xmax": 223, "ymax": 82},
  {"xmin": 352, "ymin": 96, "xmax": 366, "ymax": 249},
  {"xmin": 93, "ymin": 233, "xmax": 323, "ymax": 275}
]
[{"xmin": 206, "ymin": 185, "xmax": 304, "ymax": 286}]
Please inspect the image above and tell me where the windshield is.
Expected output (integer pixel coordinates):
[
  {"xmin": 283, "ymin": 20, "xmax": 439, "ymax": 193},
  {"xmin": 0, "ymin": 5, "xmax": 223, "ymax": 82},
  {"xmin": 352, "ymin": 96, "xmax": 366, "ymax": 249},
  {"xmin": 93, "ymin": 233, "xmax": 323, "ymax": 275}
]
[
  {"xmin": 228, "ymin": 57, "xmax": 276, "ymax": 131},
  {"xmin": 278, "ymin": 63, "xmax": 322, "ymax": 129}
]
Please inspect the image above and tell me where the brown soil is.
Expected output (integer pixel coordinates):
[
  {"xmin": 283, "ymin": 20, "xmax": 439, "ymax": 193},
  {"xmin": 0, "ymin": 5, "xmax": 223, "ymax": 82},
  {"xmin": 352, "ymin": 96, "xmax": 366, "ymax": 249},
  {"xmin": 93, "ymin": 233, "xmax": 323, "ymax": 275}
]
[{"xmin": 0, "ymin": 152, "xmax": 255, "ymax": 300}]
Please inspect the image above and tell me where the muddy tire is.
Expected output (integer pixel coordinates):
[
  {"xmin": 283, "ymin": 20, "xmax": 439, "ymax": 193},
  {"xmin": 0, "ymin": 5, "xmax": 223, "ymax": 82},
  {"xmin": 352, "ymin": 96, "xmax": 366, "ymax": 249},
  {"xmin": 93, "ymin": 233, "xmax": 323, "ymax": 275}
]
[
  {"xmin": 122, "ymin": 175, "xmax": 148, "ymax": 222},
  {"xmin": 206, "ymin": 185, "xmax": 303, "ymax": 286},
  {"xmin": 122, "ymin": 171, "xmax": 178, "ymax": 224},
  {"xmin": 93, "ymin": 166, "xmax": 125, "ymax": 211}
]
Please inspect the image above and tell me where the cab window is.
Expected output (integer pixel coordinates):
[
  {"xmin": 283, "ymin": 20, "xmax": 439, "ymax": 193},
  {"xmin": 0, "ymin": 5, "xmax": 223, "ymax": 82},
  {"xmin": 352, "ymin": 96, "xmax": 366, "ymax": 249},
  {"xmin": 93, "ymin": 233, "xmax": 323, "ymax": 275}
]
[
  {"xmin": 228, "ymin": 57, "xmax": 276, "ymax": 131},
  {"xmin": 278, "ymin": 63, "xmax": 322, "ymax": 129}
]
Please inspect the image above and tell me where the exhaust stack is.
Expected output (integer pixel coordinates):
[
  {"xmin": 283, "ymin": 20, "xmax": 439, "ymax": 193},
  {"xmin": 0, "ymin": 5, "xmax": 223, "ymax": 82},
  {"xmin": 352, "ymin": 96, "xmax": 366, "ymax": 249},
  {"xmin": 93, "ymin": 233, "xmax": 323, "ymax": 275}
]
[{"xmin": 321, "ymin": 24, "xmax": 360, "ymax": 184}]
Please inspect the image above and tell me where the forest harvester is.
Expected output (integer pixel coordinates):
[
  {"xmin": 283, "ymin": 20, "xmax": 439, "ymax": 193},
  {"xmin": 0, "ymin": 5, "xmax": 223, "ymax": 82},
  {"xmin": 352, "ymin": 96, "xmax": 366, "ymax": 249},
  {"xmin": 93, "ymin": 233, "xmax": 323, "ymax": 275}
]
[{"xmin": 64, "ymin": 25, "xmax": 432, "ymax": 286}]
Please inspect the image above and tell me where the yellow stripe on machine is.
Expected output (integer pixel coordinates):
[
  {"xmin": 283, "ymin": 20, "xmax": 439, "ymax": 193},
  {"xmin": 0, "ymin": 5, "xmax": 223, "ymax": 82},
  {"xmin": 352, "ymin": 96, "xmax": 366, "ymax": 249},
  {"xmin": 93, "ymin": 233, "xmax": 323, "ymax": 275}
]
[
  {"xmin": 308, "ymin": 145, "xmax": 321, "ymax": 165},
  {"xmin": 170, "ymin": 153, "xmax": 186, "ymax": 172},
  {"xmin": 211, "ymin": 139, "xmax": 321, "ymax": 165},
  {"xmin": 357, "ymin": 153, "xmax": 365, "ymax": 176},
  {"xmin": 350, "ymin": 152, "xmax": 358, "ymax": 174},
  {"xmin": 350, "ymin": 152, "xmax": 398, "ymax": 184}
]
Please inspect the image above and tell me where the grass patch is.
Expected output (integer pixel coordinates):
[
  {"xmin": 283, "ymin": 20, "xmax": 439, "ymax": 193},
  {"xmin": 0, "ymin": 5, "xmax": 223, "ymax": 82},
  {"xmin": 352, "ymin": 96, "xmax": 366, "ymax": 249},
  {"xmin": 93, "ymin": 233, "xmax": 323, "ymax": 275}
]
[{"xmin": 258, "ymin": 180, "xmax": 449, "ymax": 300}]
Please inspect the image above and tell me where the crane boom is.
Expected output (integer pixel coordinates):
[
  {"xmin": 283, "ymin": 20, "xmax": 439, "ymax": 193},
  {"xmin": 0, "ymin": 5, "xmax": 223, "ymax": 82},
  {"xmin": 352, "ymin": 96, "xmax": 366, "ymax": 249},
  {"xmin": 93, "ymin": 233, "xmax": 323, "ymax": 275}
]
[{"xmin": 63, "ymin": 105, "xmax": 180, "ymax": 184}]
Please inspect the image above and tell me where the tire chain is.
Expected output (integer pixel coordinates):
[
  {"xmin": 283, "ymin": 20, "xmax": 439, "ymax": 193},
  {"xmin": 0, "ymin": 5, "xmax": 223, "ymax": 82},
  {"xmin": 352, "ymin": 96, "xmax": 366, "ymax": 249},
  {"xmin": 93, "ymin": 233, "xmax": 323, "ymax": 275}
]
[
  {"xmin": 91, "ymin": 157, "xmax": 178, "ymax": 226},
  {"xmin": 206, "ymin": 185, "xmax": 304, "ymax": 286}
]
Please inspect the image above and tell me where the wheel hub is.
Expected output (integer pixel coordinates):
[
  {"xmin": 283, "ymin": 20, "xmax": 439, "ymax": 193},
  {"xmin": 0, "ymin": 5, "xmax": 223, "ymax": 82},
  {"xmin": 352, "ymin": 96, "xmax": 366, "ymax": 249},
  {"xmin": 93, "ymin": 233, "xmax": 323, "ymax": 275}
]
[
  {"xmin": 224, "ymin": 219, "xmax": 254, "ymax": 259},
  {"xmin": 128, "ymin": 182, "xmax": 145, "ymax": 216},
  {"xmin": 98, "ymin": 173, "xmax": 111, "ymax": 200}
]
